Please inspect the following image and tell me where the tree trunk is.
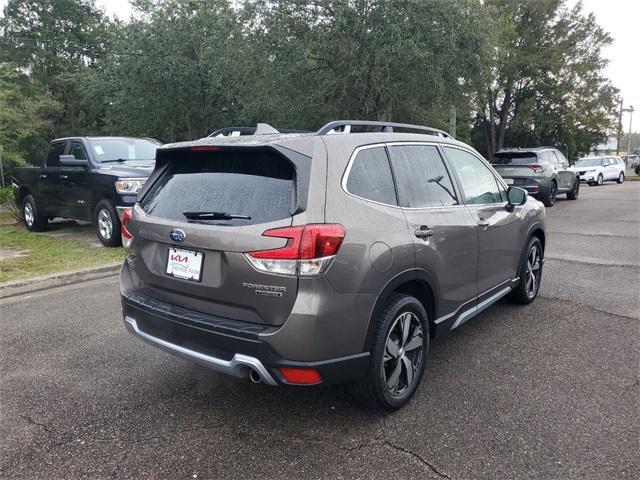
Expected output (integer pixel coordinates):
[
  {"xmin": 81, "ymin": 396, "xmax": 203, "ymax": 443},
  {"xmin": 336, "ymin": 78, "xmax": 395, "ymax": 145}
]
[{"xmin": 497, "ymin": 88, "xmax": 512, "ymax": 151}]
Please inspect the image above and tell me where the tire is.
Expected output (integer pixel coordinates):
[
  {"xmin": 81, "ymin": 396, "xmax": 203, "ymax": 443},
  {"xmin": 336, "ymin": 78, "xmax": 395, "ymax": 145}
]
[
  {"xmin": 358, "ymin": 294, "xmax": 429, "ymax": 410},
  {"xmin": 596, "ymin": 174, "xmax": 603, "ymax": 186},
  {"xmin": 566, "ymin": 177, "xmax": 580, "ymax": 200},
  {"xmin": 22, "ymin": 195, "xmax": 48, "ymax": 231},
  {"xmin": 541, "ymin": 181, "xmax": 557, "ymax": 207},
  {"xmin": 617, "ymin": 172, "xmax": 624, "ymax": 184},
  {"xmin": 509, "ymin": 236, "xmax": 543, "ymax": 305},
  {"xmin": 94, "ymin": 200, "xmax": 121, "ymax": 247}
]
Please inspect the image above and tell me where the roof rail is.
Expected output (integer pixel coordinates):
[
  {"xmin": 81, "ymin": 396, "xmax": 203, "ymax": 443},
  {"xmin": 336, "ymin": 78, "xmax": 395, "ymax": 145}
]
[
  {"xmin": 208, "ymin": 125, "xmax": 308, "ymax": 137},
  {"xmin": 316, "ymin": 120, "xmax": 451, "ymax": 138}
]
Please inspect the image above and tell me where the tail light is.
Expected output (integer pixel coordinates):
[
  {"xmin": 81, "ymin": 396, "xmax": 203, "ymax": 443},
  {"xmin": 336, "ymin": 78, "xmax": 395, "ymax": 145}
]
[
  {"xmin": 526, "ymin": 164, "xmax": 545, "ymax": 173},
  {"xmin": 121, "ymin": 207, "xmax": 133, "ymax": 249},
  {"xmin": 246, "ymin": 224, "xmax": 345, "ymax": 276}
]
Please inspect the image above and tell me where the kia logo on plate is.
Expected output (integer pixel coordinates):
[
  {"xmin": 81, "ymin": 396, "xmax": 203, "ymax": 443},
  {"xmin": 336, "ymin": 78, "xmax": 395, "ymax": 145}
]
[{"xmin": 169, "ymin": 229, "xmax": 186, "ymax": 243}]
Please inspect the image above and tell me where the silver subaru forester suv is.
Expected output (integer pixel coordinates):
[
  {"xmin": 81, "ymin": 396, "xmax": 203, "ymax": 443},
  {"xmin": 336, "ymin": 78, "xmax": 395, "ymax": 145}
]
[{"xmin": 120, "ymin": 121, "xmax": 546, "ymax": 410}]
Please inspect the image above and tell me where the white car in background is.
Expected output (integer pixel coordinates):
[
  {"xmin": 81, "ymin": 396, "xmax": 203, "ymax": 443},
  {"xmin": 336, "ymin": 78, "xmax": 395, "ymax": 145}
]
[{"xmin": 574, "ymin": 156, "xmax": 626, "ymax": 186}]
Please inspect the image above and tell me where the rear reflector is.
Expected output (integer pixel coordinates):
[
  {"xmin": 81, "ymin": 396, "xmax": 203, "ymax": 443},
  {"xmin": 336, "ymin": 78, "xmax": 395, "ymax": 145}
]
[
  {"xmin": 246, "ymin": 224, "xmax": 345, "ymax": 276},
  {"xmin": 279, "ymin": 368, "xmax": 322, "ymax": 385}
]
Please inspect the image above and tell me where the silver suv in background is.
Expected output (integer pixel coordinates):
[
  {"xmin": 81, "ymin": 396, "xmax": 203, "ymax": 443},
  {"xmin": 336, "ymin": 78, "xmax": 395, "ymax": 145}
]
[
  {"xmin": 491, "ymin": 147, "xmax": 580, "ymax": 207},
  {"xmin": 120, "ymin": 121, "xmax": 547, "ymax": 410}
]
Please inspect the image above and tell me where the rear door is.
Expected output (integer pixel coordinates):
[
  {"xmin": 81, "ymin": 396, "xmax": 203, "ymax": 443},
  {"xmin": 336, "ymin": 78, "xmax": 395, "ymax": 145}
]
[
  {"xmin": 63, "ymin": 141, "xmax": 92, "ymax": 219},
  {"xmin": 39, "ymin": 141, "xmax": 68, "ymax": 216},
  {"xmin": 553, "ymin": 151, "xmax": 574, "ymax": 190},
  {"xmin": 128, "ymin": 146, "xmax": 305, "ymax": 326},
  {"xmin": 443, "ymin": 146, "xmax": 522, "ymax": 297},
  {"xmin": 604, "ymin": 157, "xmax": 618, "ymax": 180},
  {"xmin": 387, "ymin": 143, "xmax": 478, "ymax": 317}
]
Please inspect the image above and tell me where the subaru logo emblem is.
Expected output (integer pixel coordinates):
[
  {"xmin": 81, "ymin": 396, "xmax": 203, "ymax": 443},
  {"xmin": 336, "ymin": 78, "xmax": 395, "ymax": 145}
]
[{"xmin": 169, "ymin": 229, "xmax": 185, "ymax": 243}]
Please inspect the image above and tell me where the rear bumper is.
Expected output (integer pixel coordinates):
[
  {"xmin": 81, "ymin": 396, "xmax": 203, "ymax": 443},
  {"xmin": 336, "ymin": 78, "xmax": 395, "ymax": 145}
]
[
  {"xmin": 504, "ymin": 178, "xmax": 545, "ymax": 197},
  {"xmin": 120, "ymin": 288, "xmax": 370, "ymax": 386}
]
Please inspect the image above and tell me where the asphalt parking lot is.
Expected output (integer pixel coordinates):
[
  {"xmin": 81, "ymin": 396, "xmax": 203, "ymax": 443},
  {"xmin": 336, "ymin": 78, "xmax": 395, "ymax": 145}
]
[{"xmin": 1, "ymin": 182, "xmax": 638, "ymax": 479}]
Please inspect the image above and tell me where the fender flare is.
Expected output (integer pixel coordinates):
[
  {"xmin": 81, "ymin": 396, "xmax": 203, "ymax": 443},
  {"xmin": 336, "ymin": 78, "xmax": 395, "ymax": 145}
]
[{"xmin": 362, "ymin": 269, "xmax": 440, "ymax": 351}]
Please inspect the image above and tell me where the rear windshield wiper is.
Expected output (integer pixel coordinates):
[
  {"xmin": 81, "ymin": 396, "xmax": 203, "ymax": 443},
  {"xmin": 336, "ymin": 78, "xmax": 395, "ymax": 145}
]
[{"xmin": 183, "ymin": 211, "xmax": 252, "ymax": 221}]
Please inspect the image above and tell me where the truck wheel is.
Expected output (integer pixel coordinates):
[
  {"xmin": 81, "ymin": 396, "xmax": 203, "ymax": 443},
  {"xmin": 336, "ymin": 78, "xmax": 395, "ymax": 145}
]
[
  {"xmin": 358, "ymin": 294, "xmax": 429, "ymax": 410},
  {"xmin": 94, "ymin": 200, "xmax": 122, "ymax": 247},
  {"xmin": 566, "ymin": 178, "xmax": 580, "ymax": 200},
  {"xmin": 541, "ymin": 181, "xmax": 557, "ymax": 207},
  {"xmin": 616, "ymin": 172, "xmax": 624, "ymax": 184},
  {"xmin": 22, "ymin": 195, "xmax": 48, "ymax": 231}
]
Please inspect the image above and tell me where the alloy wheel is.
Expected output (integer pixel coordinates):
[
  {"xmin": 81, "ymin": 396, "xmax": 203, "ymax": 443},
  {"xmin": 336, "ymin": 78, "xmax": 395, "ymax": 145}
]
[
  {"xmin": 24, "ymin": 202, "xmax": 34, "ymax": 227},
  {"xmin": 98, "ymin": 209, "xmax": 113, "ymax": 240},
  {"xmin": 383, "ymin": 311, "xmax": 424, "ymax": 396},
  {"xmin": 525, "ymin": 244, "xmax": 542, "ymax": 299}
]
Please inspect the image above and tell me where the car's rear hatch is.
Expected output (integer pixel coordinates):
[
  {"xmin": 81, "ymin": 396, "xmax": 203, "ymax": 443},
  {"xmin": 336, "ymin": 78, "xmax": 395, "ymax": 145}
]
[
  {"xmin": 125, "ymin": 144, "xmax": 311, "ymax": 327},
  {"xmin": 491, "ymin": 152, "xmax": 542, "ymax": 180}
]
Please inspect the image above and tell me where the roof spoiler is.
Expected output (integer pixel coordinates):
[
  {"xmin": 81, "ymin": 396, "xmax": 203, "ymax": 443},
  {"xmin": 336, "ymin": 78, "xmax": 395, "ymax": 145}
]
[
  {"xmin": 316, "ymin": 120, "xmax": 451, "ymax": 138},
  {"xmin": 208, "ymin": 125, "xmax": 308, "ymax": 137}
]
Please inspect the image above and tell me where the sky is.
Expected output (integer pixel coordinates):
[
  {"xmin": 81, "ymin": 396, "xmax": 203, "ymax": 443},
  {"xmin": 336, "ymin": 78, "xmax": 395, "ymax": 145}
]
[{"xmin": 1, "ymin": 0, "xmax": 638, "ymax": 131}]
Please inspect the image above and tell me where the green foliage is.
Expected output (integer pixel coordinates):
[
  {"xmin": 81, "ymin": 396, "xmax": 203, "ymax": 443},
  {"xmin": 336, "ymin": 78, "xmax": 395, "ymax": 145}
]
[
  {"xmin": 0, "ymin": 0, "xmax": 623, "ymax": 171},
  {"xmin": 0, "ymin": 64, "xmax": 61, "ymax": 176}
]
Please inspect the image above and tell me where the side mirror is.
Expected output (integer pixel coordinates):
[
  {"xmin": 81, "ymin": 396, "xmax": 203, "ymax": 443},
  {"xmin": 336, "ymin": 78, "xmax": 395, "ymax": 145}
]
[
  {"xmin": 60, "ymin": 155, "xmax": 88, "ymax": 167},
  {"xmin": 506, "ymin": 186, "xmax": 527, "ymax": 211}
]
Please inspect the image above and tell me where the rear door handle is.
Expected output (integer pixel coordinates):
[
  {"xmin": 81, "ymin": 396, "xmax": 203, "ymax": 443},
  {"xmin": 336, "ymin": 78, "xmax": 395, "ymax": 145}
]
[
  {"xmin": 478, "ymin": 219, "xmax": 490, "ymax": 228},
  {"xmin": 60, "ymin": 174, "xmax": 69, "ymax": 179},
  {"xmin": 414, "ymin": 226, "xmax": 434, "ymax": 238},
  {"xmin": 39, "ymin": 174, "xmax": 47, "ymax": 179}
]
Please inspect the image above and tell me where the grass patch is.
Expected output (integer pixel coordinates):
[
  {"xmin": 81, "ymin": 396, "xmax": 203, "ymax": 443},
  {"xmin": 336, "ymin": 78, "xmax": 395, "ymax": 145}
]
[
  {"xmin": 625, "ymin": 175, "xmax": 640, "ymax": 181},
  {"xmin": 0, "ymin": 224, "xmax": 124, "ymax": 283}
]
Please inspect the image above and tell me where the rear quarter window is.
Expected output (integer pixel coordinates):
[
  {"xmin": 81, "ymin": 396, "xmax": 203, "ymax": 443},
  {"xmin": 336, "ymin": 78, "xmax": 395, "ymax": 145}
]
[
  {"xmin": 345, "ymin": 147, "xmax": 397, "ymax": 205},
  {"xmin": 140, "ymin": 149, "xmax": 295, "ymax": 226}
]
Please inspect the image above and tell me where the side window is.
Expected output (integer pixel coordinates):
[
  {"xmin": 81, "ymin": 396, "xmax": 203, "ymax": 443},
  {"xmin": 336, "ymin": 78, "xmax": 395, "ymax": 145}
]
[
  {"xmin": 536, "ymin": 152, "xmax": 551, "ymax": 167},
  {"xmin": 387, "ymin": 145, "xmax": 457, "ymax": 207},
  {"xmin": 444, "ymin": 147, "xmax": 504, "ymax": 205},
  {"xmin": 69, "ymin": 142, "xmax": 87, "ymax": 161},
  {"xmin": 345, "ymin": 147, "xmax": 397, "ymax": 206},
  {"xmin": 554, "ymin": 151, "xmax": 568, "ymax": 167},
  {"xmin": 46, "ymin": 142, "xmax": 66, "ymax": 167}
]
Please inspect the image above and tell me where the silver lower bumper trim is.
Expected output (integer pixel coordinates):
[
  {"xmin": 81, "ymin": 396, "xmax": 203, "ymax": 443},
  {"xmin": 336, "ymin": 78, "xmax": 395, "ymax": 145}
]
[{"xmin": 124, "ymin": 316, "xmax": 278, "ymax": 386}]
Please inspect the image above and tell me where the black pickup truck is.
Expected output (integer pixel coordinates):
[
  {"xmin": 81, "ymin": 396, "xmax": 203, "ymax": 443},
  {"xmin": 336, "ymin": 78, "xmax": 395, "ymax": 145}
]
[{"xmin": 12, "ymin": 136, "xmax": 161, "ymax": 246}]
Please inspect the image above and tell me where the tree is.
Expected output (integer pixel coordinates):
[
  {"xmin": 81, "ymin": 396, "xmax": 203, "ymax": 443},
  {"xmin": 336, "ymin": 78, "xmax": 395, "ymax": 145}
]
[
  {"xmin": 0, "ymin": 0, "xmax": 113, "ymax": 137},
  {"xmin": 244, "ymin": 0, "xmax": 495, "ymax": 135},
  {"xmin": 476, "ymin": 0, "xmax": 617, "ymax": 160},
  {"xmin": 0, "ymin": 64, "xmax": 61, "ymax": 179}
]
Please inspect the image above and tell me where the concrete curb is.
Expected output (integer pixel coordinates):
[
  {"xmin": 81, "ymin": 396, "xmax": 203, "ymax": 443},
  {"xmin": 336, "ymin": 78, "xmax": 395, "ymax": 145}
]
[{"xmin": 0, "ymin": 262, "xmax": 122, "ymax": 300}]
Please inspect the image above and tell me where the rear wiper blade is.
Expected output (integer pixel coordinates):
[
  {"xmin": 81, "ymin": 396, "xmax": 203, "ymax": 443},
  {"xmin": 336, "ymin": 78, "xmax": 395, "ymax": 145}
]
[{"xmin": 183, "ymin": 211, "xmax": 252, "ymax": 221}]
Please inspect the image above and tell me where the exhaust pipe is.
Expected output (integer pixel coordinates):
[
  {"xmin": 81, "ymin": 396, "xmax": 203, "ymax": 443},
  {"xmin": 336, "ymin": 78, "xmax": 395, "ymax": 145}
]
[{"xmin": 249, "ymin": 369, "xmax": 263, "ymax": 384}]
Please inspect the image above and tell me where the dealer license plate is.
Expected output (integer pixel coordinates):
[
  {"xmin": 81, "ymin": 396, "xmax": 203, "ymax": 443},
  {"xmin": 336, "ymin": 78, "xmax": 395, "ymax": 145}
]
[{"xmin": 166, "ymin": 247, "xmax": 204, "ymax": 282}]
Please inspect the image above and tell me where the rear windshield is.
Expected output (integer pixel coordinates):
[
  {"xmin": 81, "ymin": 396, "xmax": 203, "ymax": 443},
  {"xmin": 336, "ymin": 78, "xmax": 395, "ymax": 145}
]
[
  {"xmin": 140, "ymin": 149, "xmax": 295, "ymax": 226},
  {"xmin": 492, "ymin": 153, "xmax": 538, "ymax": 165}
]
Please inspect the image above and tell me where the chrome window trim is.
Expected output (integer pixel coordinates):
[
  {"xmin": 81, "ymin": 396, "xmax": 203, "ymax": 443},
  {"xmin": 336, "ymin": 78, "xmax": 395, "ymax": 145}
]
[{"xmin": 341, "ymin": 141, "xmax": 467, "ymax": 211}]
